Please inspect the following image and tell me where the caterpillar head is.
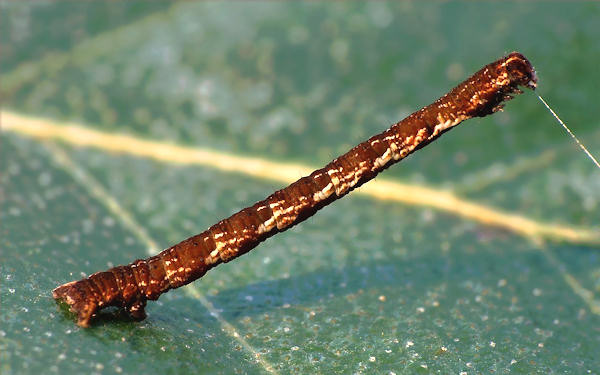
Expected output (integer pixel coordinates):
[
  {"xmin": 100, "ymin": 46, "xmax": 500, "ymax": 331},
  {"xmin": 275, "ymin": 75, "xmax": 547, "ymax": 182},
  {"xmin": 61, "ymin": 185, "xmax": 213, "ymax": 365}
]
[{"xmin": 504, "ymin": 52, "xmax": 537, "ymax": 90}]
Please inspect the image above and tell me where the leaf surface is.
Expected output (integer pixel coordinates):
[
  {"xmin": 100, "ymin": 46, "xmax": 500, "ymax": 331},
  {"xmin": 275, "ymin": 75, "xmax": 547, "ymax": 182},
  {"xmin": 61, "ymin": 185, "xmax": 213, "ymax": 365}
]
[{"xmin": 2, "ymin": 2, "xmax": 600, "ymax": 374}]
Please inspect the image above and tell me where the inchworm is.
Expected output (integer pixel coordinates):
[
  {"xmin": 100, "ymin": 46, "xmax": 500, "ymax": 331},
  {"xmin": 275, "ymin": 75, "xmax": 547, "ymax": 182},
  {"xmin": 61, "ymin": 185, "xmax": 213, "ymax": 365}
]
[{"xmin": 53, "ymin": 52, "xmax": 537, "ymax": 327}]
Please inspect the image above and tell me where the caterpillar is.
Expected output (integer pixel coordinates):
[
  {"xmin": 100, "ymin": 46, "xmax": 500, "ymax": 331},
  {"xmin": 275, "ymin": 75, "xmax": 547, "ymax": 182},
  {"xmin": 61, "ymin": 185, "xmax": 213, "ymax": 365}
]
[{"xmin": 53, "ymin": 52, "xmax": 537, "ymax": 327}]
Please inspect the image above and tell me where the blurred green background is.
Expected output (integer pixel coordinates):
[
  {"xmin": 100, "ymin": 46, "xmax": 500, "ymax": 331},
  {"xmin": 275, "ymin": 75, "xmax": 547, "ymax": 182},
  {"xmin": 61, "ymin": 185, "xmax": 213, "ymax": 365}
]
[{"xmin": 2, "ymin": 2, "xmax": 600, "ymax": 374}]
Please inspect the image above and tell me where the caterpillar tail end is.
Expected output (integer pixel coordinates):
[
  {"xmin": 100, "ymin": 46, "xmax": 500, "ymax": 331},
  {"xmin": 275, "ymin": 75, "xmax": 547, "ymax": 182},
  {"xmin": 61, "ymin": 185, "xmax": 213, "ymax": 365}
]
[
  {"xmin": 52, "ymin": 281, "xmax": 97, "ymax": 328},
  {"xmin": 53, "ymin": 275, "xmax": 149, "ymax": 327}
]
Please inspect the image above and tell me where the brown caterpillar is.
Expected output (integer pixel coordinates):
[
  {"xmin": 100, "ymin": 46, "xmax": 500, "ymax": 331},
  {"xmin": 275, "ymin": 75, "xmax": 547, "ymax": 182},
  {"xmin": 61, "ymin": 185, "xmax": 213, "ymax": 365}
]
[{"xmin": 53, "ymin": 52, "xmax": 537, "ymax": 327}]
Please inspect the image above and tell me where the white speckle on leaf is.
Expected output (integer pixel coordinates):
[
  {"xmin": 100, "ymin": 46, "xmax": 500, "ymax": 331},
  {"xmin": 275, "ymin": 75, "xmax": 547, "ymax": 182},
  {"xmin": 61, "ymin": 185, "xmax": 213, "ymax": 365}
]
[
  {"xmin": 329, "ymin": 39, "xmax": 349, "ymax": 63},
  {"xmin": 103, "ymin": 216, "xmax": 115, "ymax": 227},
  {"xmin": 38, "ymin": 172, "xmax": 52, "ymax": 186},
  {"xmin": 367, "ymin": 2, "xmax": 393, "ymax": 28}
]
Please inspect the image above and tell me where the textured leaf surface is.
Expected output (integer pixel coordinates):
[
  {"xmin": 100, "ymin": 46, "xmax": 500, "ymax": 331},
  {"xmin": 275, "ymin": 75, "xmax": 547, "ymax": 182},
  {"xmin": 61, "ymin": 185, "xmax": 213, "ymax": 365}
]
[{"xmin": 2, "ymin": 2, "xmax": 600, "ymax": 374}]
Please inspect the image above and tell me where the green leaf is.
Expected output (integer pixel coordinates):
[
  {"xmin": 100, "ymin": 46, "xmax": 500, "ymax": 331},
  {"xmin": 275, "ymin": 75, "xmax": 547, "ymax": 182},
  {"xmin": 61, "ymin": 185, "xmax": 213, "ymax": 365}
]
[{"xmin": 2, "ymin": 2, "xmax": 600, "ymax": 374}]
